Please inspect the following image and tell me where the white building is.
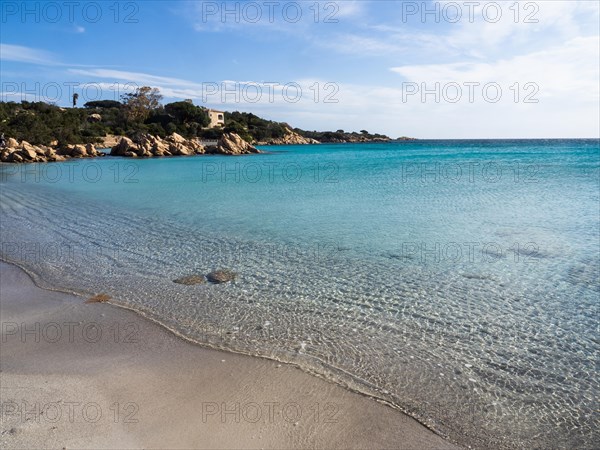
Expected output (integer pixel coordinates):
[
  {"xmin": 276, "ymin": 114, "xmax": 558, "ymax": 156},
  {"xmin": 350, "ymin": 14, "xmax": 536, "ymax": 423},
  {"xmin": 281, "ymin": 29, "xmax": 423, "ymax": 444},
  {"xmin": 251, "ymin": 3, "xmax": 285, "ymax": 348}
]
[{"xmin": 207, "ymin": 109, "xmax": 225, "ymax": 128}]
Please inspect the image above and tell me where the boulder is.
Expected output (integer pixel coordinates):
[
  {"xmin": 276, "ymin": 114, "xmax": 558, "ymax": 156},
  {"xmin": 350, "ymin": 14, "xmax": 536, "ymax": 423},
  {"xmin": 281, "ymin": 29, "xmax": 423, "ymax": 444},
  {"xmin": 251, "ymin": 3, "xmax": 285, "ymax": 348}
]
[
  {"xmin": 70, "ymin": 145, "xmax": 88, "ymax": 158},
  {"xmin": 166, "ymin": 132, "xmax": 186, "ymax": 144},
  {"xmin": 48, "ymin": 154, "xmax": 67, "ymax": 162},
  {"xmin": 189, "ymin": 139, "xmax": 206, "ymax": 154},
  {"xmin": 55, "ymin": 144, "xmax": 91, "ymax": 158},
  {"xmin": 0, "ymin": 150, "xmax": 11, "ymax": 162},
  {"xmin": 19, "ymin": 142, "xmax": 37, "ymax": 160},
  {"xmin": 214, "ymin": 133, "xmax": 260, "ymax": 155},
  {"xmin": 6, "ymin": 137, "xmax": 19, "ymax": 148},
  {"xmin": 34, "ymin": 145, "xmax": 48, "ymax": 156},
  {"xmin": 169, "ymin": 142, "xmax": 191, "ymax": 156},
  {"xmin": 111, "ymin": 137, "xmax": 137, "ymax": 156},
  {"xmin": 21, "ymin": 141, "xmax": 43, "ymax": 156},
  {"xmin": 85, "ymin": 143, "xmax": 97, "ymax": 156},
  {"xmin": 206, "ymin": 269, "xmax": 237, "ymax": 284},
  {"xmin": 87, "ymin": 113, "xmax": 102, "ymax": 123},
  {"xmin": 23, "ymin": 149, "xmax": 37, "ymax": 160},
  {"xmin": 151, "ymin": 141, "xmax": 170, "ymax": 156}
]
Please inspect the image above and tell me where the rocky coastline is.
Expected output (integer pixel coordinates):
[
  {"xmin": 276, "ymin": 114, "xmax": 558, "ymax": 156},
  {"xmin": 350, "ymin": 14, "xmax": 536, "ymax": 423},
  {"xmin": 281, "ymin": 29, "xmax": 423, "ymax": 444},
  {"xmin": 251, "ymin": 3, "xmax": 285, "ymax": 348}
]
[
  {"xmin": 110, "ymin": 132, "xmax": 259, "ymax": 157},
  {"xmin": 317, "ymin": 135, "xmax": 391, "ymax": 144},
  {"xmin": 0, "ymin": 130, "xmax": 415, "ymax": 164},
  {"xmin": 256, "ymin": 128, "xmax": 320, "ymax": 145},
  {"xmin": 0, "ymin": 137, "xmax": 103, "ymax": 163},
  {"xmin": 257, "ymin": 127, "xmax": 399, "ymax": 145},
  {"xmin": 0, "ymin": 133, "xmax": 260, "ymax": 163}
]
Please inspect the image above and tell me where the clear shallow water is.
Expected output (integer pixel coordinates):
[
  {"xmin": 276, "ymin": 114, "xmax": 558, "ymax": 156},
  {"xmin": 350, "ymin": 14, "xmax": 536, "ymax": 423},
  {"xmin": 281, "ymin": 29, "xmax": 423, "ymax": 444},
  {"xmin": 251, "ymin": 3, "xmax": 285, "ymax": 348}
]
[{"xmin": 1, "ymin": 139, "xmax": 598, "ymax": 449}]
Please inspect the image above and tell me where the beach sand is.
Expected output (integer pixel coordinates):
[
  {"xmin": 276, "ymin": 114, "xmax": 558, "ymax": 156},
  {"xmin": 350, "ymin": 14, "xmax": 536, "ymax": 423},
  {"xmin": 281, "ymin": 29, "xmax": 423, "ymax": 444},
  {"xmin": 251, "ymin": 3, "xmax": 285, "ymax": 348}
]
[{"xmin": 0, "ymin": 261, "xmax": 460, "ymax": 449}]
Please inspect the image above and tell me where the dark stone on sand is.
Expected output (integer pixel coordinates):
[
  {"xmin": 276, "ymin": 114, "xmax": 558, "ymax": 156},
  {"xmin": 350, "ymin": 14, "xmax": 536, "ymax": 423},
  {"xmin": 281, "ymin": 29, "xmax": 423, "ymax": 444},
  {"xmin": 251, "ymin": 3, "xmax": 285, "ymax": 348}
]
[
  {"xmin": 206, "ymin": 269, "xmax": 237, "ymax": 284},
  {"xmin": 173, "ymin": 274, "xmax": 207, "ymax": 285}
]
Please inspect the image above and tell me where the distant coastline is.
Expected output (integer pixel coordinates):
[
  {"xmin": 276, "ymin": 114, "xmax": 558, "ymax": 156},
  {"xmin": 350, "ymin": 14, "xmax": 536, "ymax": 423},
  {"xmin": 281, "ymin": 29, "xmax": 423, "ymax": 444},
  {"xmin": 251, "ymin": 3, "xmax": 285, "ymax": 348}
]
[{"xmin": 0, "ymin": 93, "xmax": 415, "ymax": 163}]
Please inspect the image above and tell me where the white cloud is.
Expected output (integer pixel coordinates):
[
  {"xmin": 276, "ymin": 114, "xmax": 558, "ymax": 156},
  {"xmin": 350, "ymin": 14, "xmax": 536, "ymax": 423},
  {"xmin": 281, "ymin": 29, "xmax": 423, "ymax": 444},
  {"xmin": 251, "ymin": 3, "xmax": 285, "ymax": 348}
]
[
  {"xmin": 390, "ymin": 37, "xmax": 599, "ymax": 101},
  {"xmin": 0, "ymin": 44, "xmax": 97, "ymax": 68},
  {"xmin": 0, "ymin": 44, "xmax": 58, "ymax": 65},
  {"xmin": 64, "ymin": 45, "xmax": 600, "ymax": 138},
  {"xmin": 183, "ymin": 0, "xmax": 369, "ymax": 35},
  {"xmin": 69, "ymin": 69, "xmax": 201, "ymax": 88},
  {"xmin": 304, "ymin": 1, "xmax": 600, "ymax": 137},
  {"xmin": 2, "ymin": 2, "xmax": 597, "ymax": 138},
  {"xmin": 320, "ymin": 1, "xmax": 600, "ymax": 60},
  {"xmin": 335, "ymin": 0, "xmax": 369, "ymax": 18}
]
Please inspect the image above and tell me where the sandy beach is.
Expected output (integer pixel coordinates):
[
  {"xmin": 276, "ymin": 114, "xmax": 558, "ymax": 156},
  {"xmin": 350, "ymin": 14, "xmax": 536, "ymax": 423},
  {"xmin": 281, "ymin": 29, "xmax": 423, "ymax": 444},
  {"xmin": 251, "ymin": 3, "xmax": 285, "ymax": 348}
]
[{"xmin": 0, "ymin": 261, "xmax": 460, "ymax": 449}]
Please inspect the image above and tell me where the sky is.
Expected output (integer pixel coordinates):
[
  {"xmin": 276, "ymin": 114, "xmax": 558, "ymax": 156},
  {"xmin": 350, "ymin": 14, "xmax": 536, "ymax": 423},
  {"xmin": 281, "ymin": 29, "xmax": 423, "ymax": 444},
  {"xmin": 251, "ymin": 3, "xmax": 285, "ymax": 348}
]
[{"xmin": 0, "ymin": 0, "xmax": 599, "ymax": 138}]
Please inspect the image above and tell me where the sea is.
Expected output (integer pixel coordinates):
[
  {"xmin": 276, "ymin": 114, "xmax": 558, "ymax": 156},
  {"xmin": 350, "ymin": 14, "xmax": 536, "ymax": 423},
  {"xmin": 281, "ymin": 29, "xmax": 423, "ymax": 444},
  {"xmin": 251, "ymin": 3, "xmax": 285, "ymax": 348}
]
[{"xmin": 1, "ymin": 139, "xmax": 598, "ymax": 449}]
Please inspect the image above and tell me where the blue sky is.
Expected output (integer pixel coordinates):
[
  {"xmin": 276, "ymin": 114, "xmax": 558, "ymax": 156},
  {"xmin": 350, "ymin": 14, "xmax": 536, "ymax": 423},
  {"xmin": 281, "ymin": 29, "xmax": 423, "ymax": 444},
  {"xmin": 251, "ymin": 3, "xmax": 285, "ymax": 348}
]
[{"xmin": 1, "ymin": 1, "xmax": 599, "ymax": 138}]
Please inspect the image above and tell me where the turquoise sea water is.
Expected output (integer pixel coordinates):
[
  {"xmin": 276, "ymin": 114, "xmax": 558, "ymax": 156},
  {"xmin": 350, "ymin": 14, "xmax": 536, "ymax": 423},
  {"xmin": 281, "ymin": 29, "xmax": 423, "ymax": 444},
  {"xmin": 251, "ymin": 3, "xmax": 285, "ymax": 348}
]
[{"xmin": 1, "ymin": 139, "xmax": 598, "ymax": 448}]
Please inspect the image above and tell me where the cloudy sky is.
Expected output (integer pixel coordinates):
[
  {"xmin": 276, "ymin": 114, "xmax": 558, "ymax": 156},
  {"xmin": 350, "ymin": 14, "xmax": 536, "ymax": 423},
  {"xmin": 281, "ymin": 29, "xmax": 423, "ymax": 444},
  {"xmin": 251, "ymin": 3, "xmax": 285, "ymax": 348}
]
[{"xmin": 1, "ymin": 1, "xmax": 598, "ymax": 138}]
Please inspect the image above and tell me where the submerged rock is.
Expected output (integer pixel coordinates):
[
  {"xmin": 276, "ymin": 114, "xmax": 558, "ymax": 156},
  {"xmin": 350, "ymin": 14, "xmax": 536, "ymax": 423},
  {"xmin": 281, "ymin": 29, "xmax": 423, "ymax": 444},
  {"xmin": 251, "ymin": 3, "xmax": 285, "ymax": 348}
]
[
  {"xmin": 173, "ymin": 274, "xmax": 207, "ymax": 285},
  {"xmin": 206, "ymin": 270, "xmax": 237, "ymax": 284}
]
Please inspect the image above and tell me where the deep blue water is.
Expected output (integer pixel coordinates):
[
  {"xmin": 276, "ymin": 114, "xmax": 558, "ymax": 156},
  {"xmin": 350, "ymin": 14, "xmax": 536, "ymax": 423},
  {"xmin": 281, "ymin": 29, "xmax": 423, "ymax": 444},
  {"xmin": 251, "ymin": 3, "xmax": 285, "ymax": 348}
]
[{"xmin": 1, "ymin": 139, "xmax": 598, "ymax": 449}]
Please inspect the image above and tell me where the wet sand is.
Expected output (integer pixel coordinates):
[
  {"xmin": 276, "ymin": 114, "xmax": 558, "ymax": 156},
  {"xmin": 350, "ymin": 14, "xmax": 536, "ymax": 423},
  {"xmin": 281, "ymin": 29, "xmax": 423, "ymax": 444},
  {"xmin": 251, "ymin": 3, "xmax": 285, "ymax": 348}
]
[{"xmin": 0, "ymin": 261, "xmax": 461, "ymax": 449}]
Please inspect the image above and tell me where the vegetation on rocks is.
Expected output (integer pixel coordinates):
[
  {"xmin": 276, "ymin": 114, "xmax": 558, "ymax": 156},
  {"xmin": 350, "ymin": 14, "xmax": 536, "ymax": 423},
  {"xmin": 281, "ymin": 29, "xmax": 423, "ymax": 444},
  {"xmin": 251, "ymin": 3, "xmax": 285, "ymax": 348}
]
[{"xmin": 0, "ymin": 86, "xmax": 395, "ymax": 151}]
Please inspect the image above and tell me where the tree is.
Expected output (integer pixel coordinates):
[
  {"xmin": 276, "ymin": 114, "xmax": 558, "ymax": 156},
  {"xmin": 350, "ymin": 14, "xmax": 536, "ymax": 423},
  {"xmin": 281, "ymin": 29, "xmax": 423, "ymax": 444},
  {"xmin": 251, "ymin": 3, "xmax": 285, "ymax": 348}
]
[
  {"xmin": 164, "ymin": 101, "xmax": 209, "ymax": 127},
  {"xmin": 165, "ymin": 122, "xmax": 177, "ymax": 134},
  {"xmin": 72, "ymin": 93, "xmax": 79, "ymax": 108},
  {"xmin": 84, "ymin": 100, "xmax": 122, "ymax": 109},
  {"xmin": 121, "ymin": 86, "xmax": 163, "ymax": 123}
]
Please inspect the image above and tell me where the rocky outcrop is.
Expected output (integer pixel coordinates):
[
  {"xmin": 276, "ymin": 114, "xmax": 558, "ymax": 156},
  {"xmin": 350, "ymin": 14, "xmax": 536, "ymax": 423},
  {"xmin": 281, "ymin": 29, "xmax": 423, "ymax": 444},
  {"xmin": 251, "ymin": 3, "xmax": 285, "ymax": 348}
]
[
  {"xmin": 57, "ymin": 143, "xmax": 102, "ymax": 158},
  {"xmin": 396, "ymin": 136, "xmax": 418, "ymax": 141},
  {"xmin": 209, "ymin": 133, "xmax": 260, "ymax": 155},
  {"xmin": 99, "ymin": 135, "xmax": 121, "ymax": 148},
  {"xmin": 257, "ymin": 128, "xmax": 319, "ymax": 146},
  {"xmin": 0, "ymin": 139, "xmax": 102, "ymax": 163},
  {"xmin": 347, "ymin": 135, "xmax": 391, "ymax": 143},
  {"xmin": 318, "ymin": 134, "xmax": 392, "ymax": 143},
  {"xmin": 110, "ymin": 132, "xmax": 261, "ymax": 158},
  {"xmin": 111, "ymin": 133, "xmax": 207, "ymax": 158},
  {"xmin": 87, "ymin": 113, "xmax": 102, "ymax": 123},
  {"xmin": 257, "ymin": 128, "xmax": 394, "ymax": 145}
]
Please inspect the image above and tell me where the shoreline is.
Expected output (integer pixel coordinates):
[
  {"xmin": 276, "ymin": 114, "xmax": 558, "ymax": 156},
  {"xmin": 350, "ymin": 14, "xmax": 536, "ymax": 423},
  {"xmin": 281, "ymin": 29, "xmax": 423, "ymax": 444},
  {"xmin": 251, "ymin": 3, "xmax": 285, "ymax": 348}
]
[{"xmin": 0, "ymin": 260, "xmax": 461, "ymax": 449}]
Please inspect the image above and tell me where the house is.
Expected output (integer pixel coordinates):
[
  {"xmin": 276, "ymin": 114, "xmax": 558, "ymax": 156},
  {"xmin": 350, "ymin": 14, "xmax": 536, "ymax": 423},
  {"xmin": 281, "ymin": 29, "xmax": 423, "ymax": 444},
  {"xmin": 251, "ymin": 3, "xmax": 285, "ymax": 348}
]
[{"xmin": 207, "ymin": 109, "xmax": 225, "ymax": 128}]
